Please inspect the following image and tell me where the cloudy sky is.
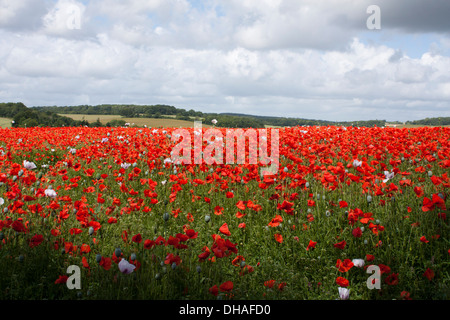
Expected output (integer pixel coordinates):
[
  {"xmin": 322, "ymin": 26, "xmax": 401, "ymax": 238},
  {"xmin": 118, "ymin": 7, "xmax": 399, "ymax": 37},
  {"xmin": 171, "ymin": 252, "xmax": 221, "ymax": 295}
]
[{"xmin": 1, "ymin": 0, "xmax": 450, "ymax": 122}]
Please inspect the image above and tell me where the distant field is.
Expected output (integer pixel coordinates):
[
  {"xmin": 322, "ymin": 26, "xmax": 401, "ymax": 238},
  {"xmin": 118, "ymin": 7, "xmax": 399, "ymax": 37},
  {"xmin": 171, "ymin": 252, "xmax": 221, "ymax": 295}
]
[
  {"xmin": 58, "ymin": 114, "xmax": 211, "ymax": 128},
  {"xmin": 0, "ymin": 117, "xmax": 12, "ymax": 128}
]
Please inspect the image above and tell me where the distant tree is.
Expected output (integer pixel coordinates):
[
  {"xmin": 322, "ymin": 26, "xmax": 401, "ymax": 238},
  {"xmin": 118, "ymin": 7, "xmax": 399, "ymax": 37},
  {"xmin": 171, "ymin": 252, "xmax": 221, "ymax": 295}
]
[{"xmin": 106, "ymin": 119, "xmax": 126, "ymax": 127}]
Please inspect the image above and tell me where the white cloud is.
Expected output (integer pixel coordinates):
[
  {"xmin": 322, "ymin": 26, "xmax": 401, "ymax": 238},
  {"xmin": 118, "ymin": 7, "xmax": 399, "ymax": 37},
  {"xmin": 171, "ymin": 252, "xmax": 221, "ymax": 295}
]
[
  {"xmin": 0, "ymin": 0, "xmax": 449, "ymax": 122},
  {"xmin": 42, "ymin": 0, "xmax": 86, "ymax": 35},
  {"xmin": 0, "ymin": 0, "xmax": 47, "ymax": 30}
]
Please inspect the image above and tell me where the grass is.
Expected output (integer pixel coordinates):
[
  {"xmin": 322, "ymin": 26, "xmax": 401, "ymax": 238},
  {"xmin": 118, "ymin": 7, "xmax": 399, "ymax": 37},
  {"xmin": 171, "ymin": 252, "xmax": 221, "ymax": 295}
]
[{"xmin": 0, "ymin": 118, "xmax": 12, "ymax": 128}]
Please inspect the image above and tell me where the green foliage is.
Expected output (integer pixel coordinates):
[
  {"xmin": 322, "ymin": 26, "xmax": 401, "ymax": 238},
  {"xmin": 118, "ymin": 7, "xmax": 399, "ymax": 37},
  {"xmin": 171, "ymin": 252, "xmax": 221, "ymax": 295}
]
[
  {"xmin": 0, "ymin": 102, "xmax": 28, "ymax": 118},
  {"xmin": 105, "ymin": 119, "xmax": 127, "ymax": 127},
  {"xmin": 33, "ymin": 104, "xmax": 387, "ymax": 128},
  {"xmin": 1, "ymin": 102, "xmax": 107, "ymax": 128},
  {"xmin": 2, "ymin": 102, "xmax": 445, "ymax": 129},
  {"xmin": 407, "ymin": 117, "xmax": 450, "ymax": 126}
]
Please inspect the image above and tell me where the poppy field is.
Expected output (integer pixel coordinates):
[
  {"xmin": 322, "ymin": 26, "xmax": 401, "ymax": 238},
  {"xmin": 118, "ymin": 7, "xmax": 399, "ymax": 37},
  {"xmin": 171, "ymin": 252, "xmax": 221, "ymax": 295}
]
[{"xmin": 0, "ymin": 125, "xmax": 448, "ymax": 300}]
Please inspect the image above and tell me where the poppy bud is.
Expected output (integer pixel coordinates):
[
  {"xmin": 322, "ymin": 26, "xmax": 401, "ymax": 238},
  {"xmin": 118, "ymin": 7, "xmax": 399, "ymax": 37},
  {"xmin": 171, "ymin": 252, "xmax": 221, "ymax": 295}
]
[
  {"xmin": 115, "ymin": 248, "xmax": 121, "ymax": 257},
  {"xmin": 96, "ymin": 254, "xmax": 102, "ymax": 263},
  {"xmin": 89, "ymin": 227, "xmax": 94, "ymax": 235},
  {"xmin": 196, "ymin": 266, "xmax": 201, "ymax": 273},
  {"xmin": 205, "ymin": 215, "xmax": 211, "ymax": 223},
  {"xmin": 131, "ymin": 253, "xmax": 136, "ymax": 261},
  {"xmin": 367, "ymin": 195, "xmax": 372, "ymax": 203},
  {"xmin": 163, "ymin": 212, "xmax": 170, "ymax": 222}
]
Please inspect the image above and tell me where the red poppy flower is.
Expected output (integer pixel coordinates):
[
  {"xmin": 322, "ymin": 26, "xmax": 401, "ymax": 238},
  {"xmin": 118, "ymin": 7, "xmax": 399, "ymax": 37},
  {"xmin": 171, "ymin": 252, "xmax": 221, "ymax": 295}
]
[
  {"xmin": 336, "ymin": 259, "xmax": 354, "ymax": 272},
  {"xmin": 219, "ymin": 223, "xmax": 231, "ymax": 236},
  {"xmin": 378, "ymin": 264, "xmax": 391, "ymax": 275},
  {"xmin": 231, "ymin": 255, "xmax": 245, "ymax": 267},
  {"xmin": 29, "ymin": 234, "xmax": 44, "ymax": 248},
  {"xmin": 80, "ymin": 243, "xmax": 91, "ymax": 254},
  {"xmin": 268, "ymin": 215, "xmax": 283, "ymax": 227},
  {"xmin": 198, "ymin": 246, "xmax": 211, "ymax": 261},
  {"xmin": 108, "ymin": 217, "xmax": 117, "ymax": 224},
  {"xmin": 423, "ymin": 268, "xmax": 435, "ymax": 281},
  {"xmin": 339, "ymin": 201, "xmax": 348, "ymax": 208},
  {"xmin": 55, "ymin": 275, "xmax": 68, "ymax": 284},
  {"xmin": 226, "ymin": 191, "xmax": 234, "ymax": 198},
  {"xmin": 352, "ymin": 227, "xmax": 362, "ymax": 238},
  {"xmin": 132, "ymin": 233, "xmax": 142, "ymax": 244},
  {"xmin": 185, "ymin": 229, "xmax": 198, "ymax": 239},
  {"xmin": 11, "ymin": 220, "xmax": 27, "ymax": 233},
  {"xmin": 385, "ymin": 273, "xmax": 399, "ymax": 285},
  {"xmin": 99, "ymin": 257, "xmax": 112, "ymax": 270},
  {"xmin": 264, "ymin": 280, "xmax": 276, "ymax": 288},
  {"xmin": 400, "ymin": 291, "xmax": 412, "ymax": 300},
  {"xmin": 209, "ymin": 285, "xmax": 218, "ymax": 296},
  {"xmin": 420, "ymin": 236, "xmax": 429, "ymax": 243},
  {"xmin": 236, "ymin": 201, "xmax": 246, "ymax": 210},
  {"xmin": 333, "ymin": 240, "xmax": 346, "ymax": 249},
  {"xmin": 164, "ymin": 253, "xmax": 181, "ymax": 266},
  {"xmin": 274, "ymin": 233, "xmax": 283, "ymax": 243},
  {"xmin": 144, "ymin": 239, "xmax": 155, "ymax": 250},
  {"xmin": 214, "ymin": 206, "xmax": 224, "ymax": 215},
  {"xmin": 219, "ymin": 281, "xmax": 233, "ymax": 292},
  {"xmin": 306, "ymin": 240, "xmax": 317, "ymax": 251},
  {"xmin": 336, "ymin": 276, "xmax": 349, "ymax": 287}
]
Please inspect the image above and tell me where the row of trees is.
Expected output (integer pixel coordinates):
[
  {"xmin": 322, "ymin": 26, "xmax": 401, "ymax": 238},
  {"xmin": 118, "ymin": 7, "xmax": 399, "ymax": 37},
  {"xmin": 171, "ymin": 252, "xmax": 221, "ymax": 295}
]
[
  {"xmin": 6, "ymin": 102, "xmax": 445, "ymax": 129},
  {"xmin": 221, "ymin": 113, "xmax": 386, "ymax": 128},
  {"xmin": 33, "ymin": 104, "xmax": 387, "ymax": 128},
  {"xmin": 34, "ymin": 104, "xmax": 204, "ymax": 119},
  {"xmin": 406, "ymin": 117, "xmax": 450, "ymax": 126},
  {"xmin": 1, "ymin": 102, "xmax": 132, "ymax": 128}
]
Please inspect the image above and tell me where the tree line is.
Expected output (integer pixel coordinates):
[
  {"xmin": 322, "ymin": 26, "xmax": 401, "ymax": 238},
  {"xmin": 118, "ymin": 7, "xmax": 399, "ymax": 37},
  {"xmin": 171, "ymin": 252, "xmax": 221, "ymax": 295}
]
[
  {"xmin": 0, "ymin": 102, "xmax": 102, "ymax": 128},
  {"xmin": 33, "ymin": 104, "xmax": 386, "ymax": 128},
  {"xmin": 406, "ymin": 117, "xmax": 450, "ymax": 126},
  {"xmin": 3, "ymin": 102, "xmax": 445, "ymax": 129}
]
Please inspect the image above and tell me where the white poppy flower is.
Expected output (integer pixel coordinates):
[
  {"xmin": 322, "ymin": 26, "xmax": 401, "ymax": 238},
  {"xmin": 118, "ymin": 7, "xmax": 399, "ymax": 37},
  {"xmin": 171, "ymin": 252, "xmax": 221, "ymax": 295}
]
[
  {"xmin": 383, "ymin": 170, "xmax": 394, "ymax": 183},
  {"xmin": 23, "ymin": 160, "xmax": 37, "ymax": 170},
  {"xmin": 44, "ymin": 188, "xmax": 57, "ymax": 198},
  {"xmin": 352, "ymin": 259, "xmax": 365, "ymax": 268},
  {"xmin": 338, "ymin": 287, "xmax": 350, "ymax": 300},
  {"xmin": 118, "ymin": 259, "xmax": 136, "ymax": 274},
  {"xmin": 352, "ymin": 159, "xmax": 362, "ymax": 167},
  {"xmin": 121, "ymin": 163, "xmax": 131, "ymax": 169}
]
